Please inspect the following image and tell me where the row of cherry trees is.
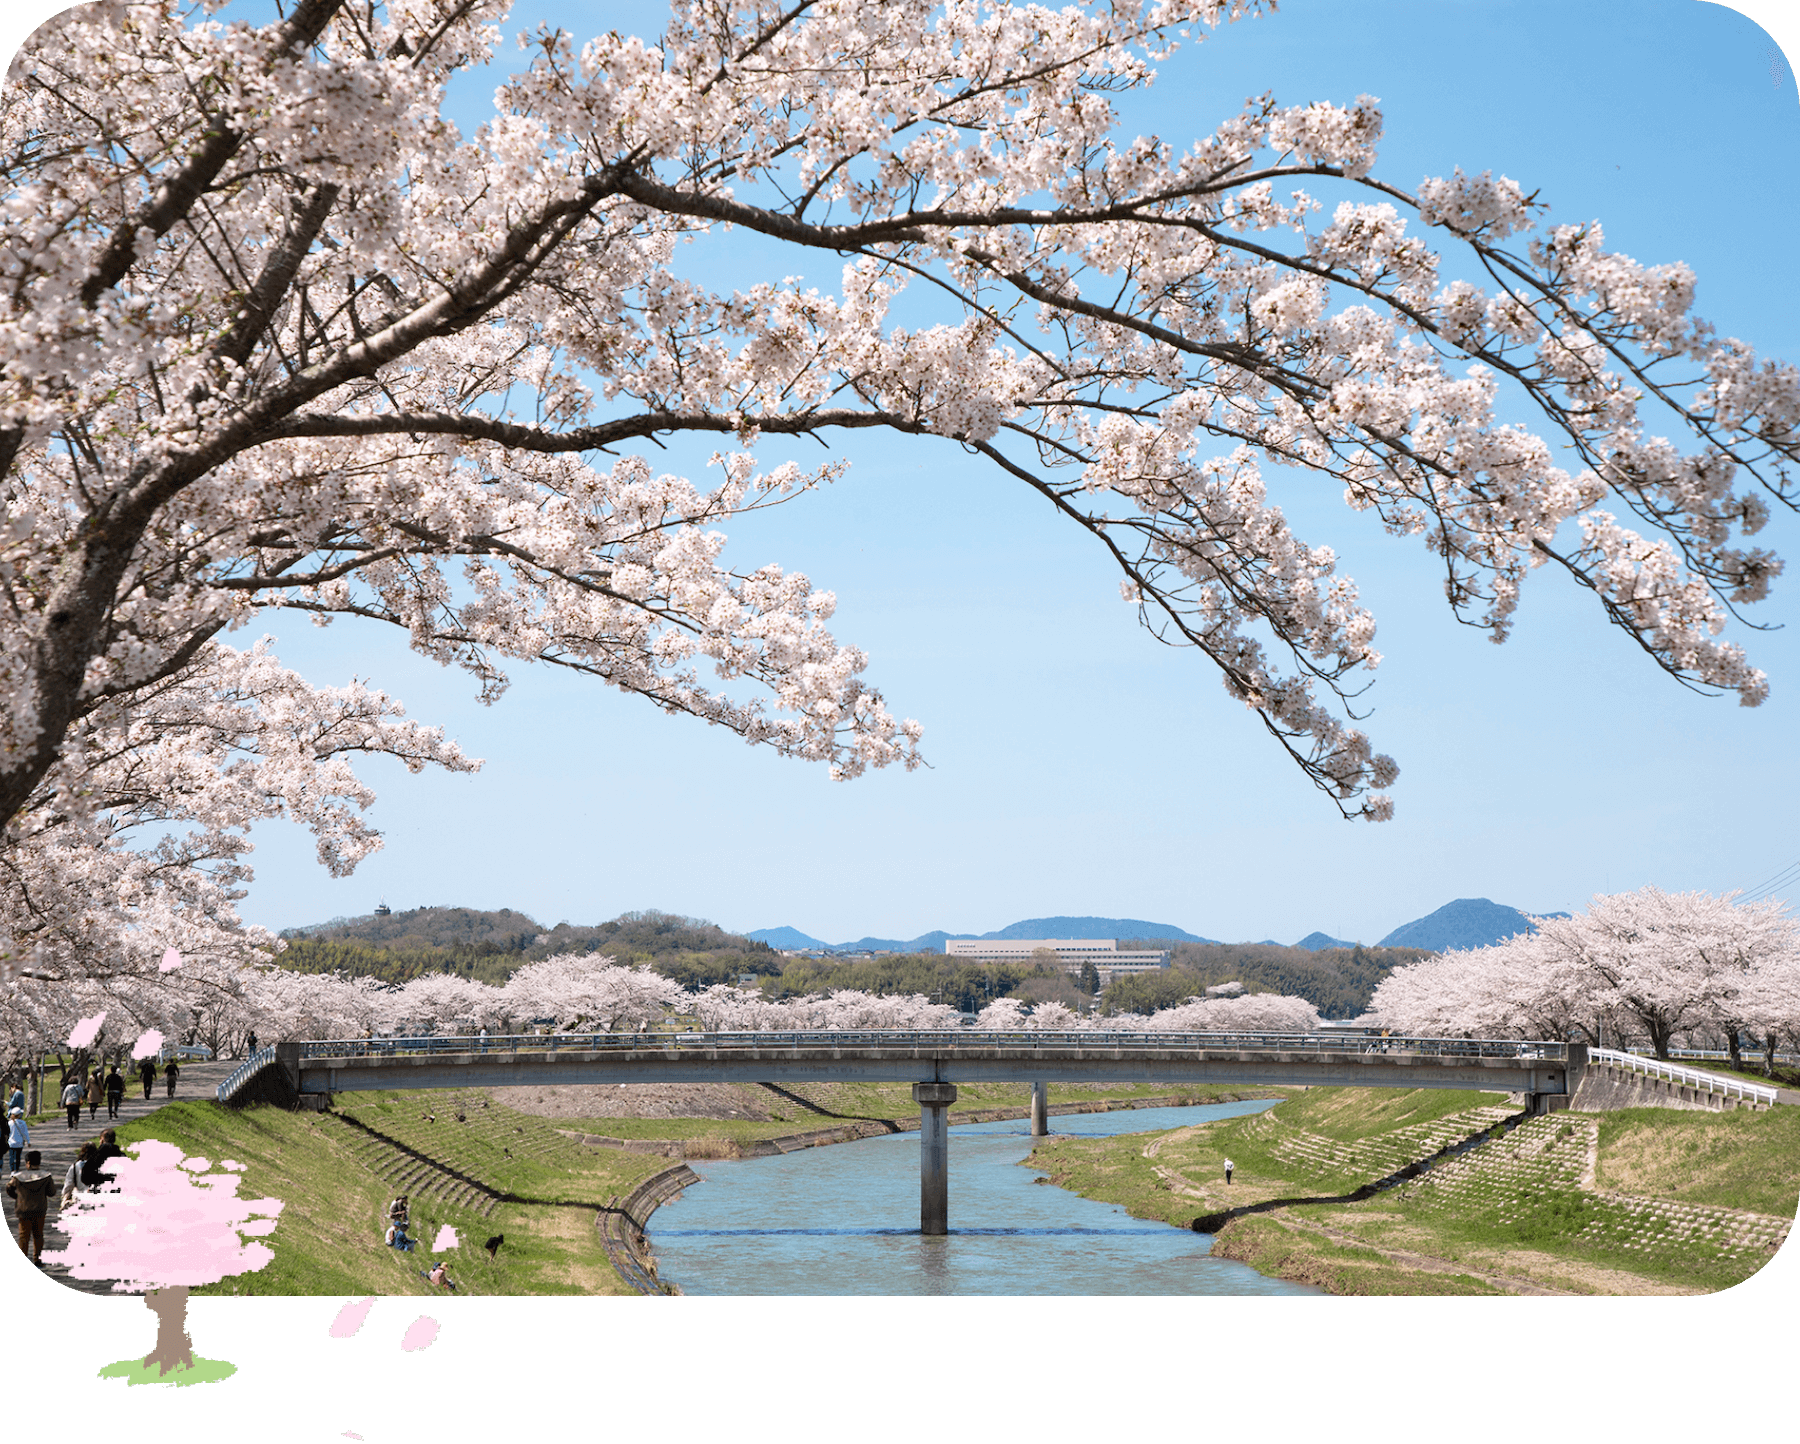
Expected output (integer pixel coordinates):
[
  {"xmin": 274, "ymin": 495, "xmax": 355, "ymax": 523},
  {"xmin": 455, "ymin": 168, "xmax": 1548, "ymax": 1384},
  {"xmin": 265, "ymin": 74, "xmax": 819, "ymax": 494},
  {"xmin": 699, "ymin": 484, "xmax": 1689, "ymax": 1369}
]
[
  {"xmin": 11, "ymin": 888, "xmax": 1792, "ymax": 1074},
  {"xmin": 1, "ymin": 949, "xmax": 1331, "ymax": 1074},
  {"xmin": 1369, "ymin": 888, "xmax": 1800, "ymax": 1065}
]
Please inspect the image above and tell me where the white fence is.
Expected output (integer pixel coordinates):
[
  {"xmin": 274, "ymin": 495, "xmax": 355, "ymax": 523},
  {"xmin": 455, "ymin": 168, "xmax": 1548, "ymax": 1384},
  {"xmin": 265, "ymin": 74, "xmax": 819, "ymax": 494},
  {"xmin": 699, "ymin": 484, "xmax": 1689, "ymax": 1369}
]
[{"xmin": 1587, "ymin": 1046, "xmax": 1778, "ymax": 1106}]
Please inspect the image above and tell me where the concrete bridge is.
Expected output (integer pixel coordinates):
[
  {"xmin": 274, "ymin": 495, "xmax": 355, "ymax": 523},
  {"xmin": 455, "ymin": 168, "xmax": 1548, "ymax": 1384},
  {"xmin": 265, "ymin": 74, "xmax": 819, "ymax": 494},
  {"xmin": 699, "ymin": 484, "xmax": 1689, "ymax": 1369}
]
[{"xmin": 221, "ymin": 1030, "xmax": 1584, "ymax": 1234}]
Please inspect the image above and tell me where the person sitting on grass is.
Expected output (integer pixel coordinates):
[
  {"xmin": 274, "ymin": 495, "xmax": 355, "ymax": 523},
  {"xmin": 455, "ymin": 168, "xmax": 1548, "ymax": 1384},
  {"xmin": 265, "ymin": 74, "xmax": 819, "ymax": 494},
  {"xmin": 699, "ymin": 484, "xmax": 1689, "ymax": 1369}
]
[
  {"xmin": 385, "ymin": 1220, "xmax": 415, "ymax": 1253},
  {"xmin": 424, "ymin": 1261, "xmax": 456, "ymax": 1290}
]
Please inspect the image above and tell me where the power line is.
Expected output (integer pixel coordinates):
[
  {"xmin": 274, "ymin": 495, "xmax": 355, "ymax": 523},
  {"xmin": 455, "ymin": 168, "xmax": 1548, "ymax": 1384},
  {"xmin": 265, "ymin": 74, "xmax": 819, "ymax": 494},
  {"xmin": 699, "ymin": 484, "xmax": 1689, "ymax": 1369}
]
[{"xmin": 1738, "ymin": 860, "xmax": 1800, "ymax": 905}]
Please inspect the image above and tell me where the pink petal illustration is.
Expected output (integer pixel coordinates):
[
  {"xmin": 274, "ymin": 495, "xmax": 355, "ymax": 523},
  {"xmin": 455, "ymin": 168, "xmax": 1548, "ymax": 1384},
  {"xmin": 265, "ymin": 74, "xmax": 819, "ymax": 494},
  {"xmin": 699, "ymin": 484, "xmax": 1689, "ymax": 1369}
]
[
  {"xmin": 160, "ymin": 947, "xmax": 183, "ymax": 972},
  {"xmin": 131, "ymin": 1028, "xmax": 164, "ymax": 1060},
  {"xmin": 400, "ymin": 1316, "xmax": 440, "ymax": 1352},
  {"xmin": 432, "ymin": 1224, "xmax": 459, "ymax": 1251},
  {"xmin": 68, "ymin": 1013, "xmax": 105, "ymax": 1049},
  {"xmin": 329, "ymin": 1297, "xmax": 376, "ymax": 1339}
]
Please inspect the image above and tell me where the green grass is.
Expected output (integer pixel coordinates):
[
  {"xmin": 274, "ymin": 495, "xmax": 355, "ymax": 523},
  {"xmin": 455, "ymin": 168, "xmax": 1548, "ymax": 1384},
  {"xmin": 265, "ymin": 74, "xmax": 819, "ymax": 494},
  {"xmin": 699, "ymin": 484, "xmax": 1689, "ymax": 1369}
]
[
  {"xmin": 1593, "ymin": 1105, "xmax": 1800, "ymax": 1216},
  {"xmin": 1209, "ymin": 1214, "xmax": 1504, "ymax": 1295},
  {"xmin": 1030, "ymin": 1091, "xmax": 1796, "ymax": 1295},
  {"xmin": 112, "ymin": 1096, "xmax": 671, "ymax": 1297},
  {"xmin": 97, "ymin": 1356, "xmax": 238, "ymax": 1387}
]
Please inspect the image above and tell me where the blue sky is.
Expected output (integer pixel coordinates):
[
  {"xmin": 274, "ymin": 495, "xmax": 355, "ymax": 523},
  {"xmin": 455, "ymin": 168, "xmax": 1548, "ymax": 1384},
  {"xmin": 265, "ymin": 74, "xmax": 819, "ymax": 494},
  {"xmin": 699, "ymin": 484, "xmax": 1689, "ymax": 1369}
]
[{"xmin": 7, "ymin": 0, "xmax": 1799, "ymax": 947}]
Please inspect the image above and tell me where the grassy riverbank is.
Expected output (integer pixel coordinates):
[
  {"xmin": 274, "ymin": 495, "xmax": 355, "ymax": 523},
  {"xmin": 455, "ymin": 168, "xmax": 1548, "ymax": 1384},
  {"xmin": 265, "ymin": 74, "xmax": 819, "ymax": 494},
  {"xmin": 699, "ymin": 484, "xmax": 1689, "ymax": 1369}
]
[
  {"xmin": 109, "ymin": 1096, "xmax": 672, "ymax": 1297},
  {"xmin": 1026, "ymin": 1089, "xmax": 1799, "ymax": 1295},
  {"xmin": 95, "ymin": 1079, "xmax": 1249, "ymax": 1295}
]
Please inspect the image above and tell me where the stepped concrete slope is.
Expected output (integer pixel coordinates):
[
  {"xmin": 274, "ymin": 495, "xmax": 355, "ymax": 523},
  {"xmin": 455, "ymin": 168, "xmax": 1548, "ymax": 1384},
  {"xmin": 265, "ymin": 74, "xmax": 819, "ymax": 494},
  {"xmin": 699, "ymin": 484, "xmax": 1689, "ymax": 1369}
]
[{"xmin": 1377, "ymin": 898, "xmax": 1569, "ymax": 952}]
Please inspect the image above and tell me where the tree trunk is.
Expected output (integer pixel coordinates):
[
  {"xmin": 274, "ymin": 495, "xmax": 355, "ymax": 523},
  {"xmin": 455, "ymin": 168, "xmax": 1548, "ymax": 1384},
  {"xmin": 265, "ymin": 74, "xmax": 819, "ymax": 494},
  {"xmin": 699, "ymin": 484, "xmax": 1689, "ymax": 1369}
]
[
  {"xmin": 1727, "ymin": 1027, "xmax": 1743, "ymax": 1071},
  {"xmin": 144, "ymin": 1287, "xmax": 195, "ymax": 1375}
]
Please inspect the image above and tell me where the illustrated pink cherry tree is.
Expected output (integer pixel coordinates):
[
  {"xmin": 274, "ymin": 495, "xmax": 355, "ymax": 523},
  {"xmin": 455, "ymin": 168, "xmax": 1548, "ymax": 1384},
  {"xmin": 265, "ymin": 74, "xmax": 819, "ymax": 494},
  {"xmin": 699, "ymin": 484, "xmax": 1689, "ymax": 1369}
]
[{"xmin": 45, "ymin": 1138, "xmax": 284, "ymax": 1381}]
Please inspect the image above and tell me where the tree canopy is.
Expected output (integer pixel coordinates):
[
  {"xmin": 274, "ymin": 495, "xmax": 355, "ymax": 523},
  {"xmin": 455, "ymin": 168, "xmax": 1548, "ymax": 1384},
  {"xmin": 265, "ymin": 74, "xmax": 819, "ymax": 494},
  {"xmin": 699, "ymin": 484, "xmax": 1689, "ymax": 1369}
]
[{"xmin": 4, "ymin": 0, "xmax": 1796, "ymax": 1023}]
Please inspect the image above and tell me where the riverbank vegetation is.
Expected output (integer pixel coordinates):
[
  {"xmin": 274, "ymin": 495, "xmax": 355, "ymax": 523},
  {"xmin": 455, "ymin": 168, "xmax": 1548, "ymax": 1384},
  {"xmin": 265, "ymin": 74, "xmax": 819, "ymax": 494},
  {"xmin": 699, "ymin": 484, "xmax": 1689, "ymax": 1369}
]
[
  {"xmin": 106, "ymin": 1097, "xmax": 672, "ymax": 1297},
  {"xmin": 1027, "ymin": 1088, "xmax": 1798, "ymax": 1295},
  {"xmin": 1106, "ymin": 943, "xmax": 1433, "ymax": 1018},
  {"xmin": 90, "ymin": 1080, "xmax": 1256, "ymax": 1295}
]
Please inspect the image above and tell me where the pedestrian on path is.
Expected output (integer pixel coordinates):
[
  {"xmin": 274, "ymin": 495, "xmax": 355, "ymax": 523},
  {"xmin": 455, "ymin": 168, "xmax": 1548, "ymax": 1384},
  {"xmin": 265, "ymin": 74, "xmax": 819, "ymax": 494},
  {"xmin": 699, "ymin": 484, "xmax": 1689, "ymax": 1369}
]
[
  {"xmin": 103, "ymin": 1067, "xmax": 124, "ymax": 1120},
  {"xmin": 84, "ymin": 1070, "xmax": 101, "ymax": 1121},
  {"xmin": 86, "ymin": 1129, "xmax": 124, "ymax": 1190},
  {"xmin": 5, "ymin": 1083, "xmax": 21, "ymax": 1115},
  {"xmin": 5, "ymin": 1108, "xmax": 27, "ymax": 1171},
  {"xmin": 138, "ymin": 1056, "xmax": 156, "ymax": 1100},
  {"xmin": 1223, "ymin": 1157, "xmax": 1234, "ymax": 1185},
  {"xmin": 62, "ymin": 1144, "xmax": 94, "ymax": 1208},
  {"xmin": 165, "ymin": 1061, "xmax": 179, "ymax": 1098},
  {"xmin": 7, "ymin": 1149, "xmax": 52, "ymax": 1267},
  {"xmin": 246, "ymin": 1031, "xmax": 258, "ymax": 1055},
  {"xmin": 60, "ymin": 1079, "xmax": 83, "ymax": 1129}
]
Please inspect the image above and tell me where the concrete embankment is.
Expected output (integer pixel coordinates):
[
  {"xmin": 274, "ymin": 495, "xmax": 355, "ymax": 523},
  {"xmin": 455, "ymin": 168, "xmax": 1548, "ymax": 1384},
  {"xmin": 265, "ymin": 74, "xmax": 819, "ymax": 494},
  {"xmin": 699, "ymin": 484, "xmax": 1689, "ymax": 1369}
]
[
  {"xmin": 1570, "ymin": 1060, "xmax": 1775, "ymax": 1113},
  {"xmin": 598, "ymin": 1163, "xmax": 698, "ymax": 1295},
  {"xmin": 563, "ymin": 1093, "xmax": 1278, "ymax": 1161}
]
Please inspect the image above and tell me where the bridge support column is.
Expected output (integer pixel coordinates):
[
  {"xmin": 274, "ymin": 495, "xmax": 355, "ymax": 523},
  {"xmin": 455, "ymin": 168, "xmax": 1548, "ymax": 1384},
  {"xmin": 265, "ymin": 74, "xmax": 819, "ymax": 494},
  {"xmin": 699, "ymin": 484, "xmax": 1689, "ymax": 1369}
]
[
  {"xmin": 913, "ymin": 1082, "xmax": 957, "ymax": 1235},
  {"xmin": 1029, "ymin": 1081, "xmax": 1048, "ymax": 1137}
]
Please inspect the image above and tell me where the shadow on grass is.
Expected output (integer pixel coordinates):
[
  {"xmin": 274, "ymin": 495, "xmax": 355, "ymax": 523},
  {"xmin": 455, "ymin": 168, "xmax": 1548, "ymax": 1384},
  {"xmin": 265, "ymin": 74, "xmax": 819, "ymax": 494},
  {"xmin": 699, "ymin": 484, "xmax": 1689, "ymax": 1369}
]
[
  {"xmin": 1190, "ymin": 1107, "xmax": 1531, "ymax": 1234},
  {"xmin": 334, "ymin": 1111, "xmax": 630, "ymax": 1214}
]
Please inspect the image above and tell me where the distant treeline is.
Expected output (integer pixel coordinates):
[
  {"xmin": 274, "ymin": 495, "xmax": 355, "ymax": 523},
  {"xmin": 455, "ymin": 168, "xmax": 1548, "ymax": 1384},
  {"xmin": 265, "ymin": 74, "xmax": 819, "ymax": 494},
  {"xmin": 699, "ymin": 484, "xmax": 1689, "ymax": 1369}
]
[
  {"xmin": 272, "ymin": 909, "xmax": 1432, "ymax": 1016},
  {"xmin": 1106, "ymin": 940, "xmax": 1437, "ymax": 1018},
  {"xmin": 768, "ymin": 954, "xmax": 1053, "ymax": 1013},
  {"xmin": 277, "ymin": 907, "xmax": 779, "ymax": 988}
]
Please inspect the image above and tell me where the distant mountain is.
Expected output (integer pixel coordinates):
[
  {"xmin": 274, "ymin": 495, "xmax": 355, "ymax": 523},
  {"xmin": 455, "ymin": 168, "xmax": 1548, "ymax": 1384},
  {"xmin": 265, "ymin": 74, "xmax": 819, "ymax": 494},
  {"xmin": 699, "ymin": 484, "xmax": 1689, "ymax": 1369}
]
[
  {"xmin": 1377, "ymin": 898, "xmax": 1569, "ymax": 952},
  {"xmin": 746, "ymin": 925, "xmax": 833, "ymax": 951},
  {"xmin": 986, "ymin": 916, "xmax": 1215, "ymax": 943},
  {"xmin": 750, "ymin": 915, "xmax": 1215, "ymax": 953},
  {"xmin": 1294, "ymin": 931, "xmax": 1356, "ymax": 951}
]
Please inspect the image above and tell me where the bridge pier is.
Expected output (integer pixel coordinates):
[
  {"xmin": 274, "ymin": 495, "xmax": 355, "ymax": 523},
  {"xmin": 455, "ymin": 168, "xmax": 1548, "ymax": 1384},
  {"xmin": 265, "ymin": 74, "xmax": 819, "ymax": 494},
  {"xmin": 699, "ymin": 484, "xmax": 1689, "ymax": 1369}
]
[
  {"xmin": 913, "ymin": 1081, "xmax": 957, "ymax": 1235},
  {"xmin": 1029, "ymin": 1081, "xmax": 1048, "ymax": 1137}
]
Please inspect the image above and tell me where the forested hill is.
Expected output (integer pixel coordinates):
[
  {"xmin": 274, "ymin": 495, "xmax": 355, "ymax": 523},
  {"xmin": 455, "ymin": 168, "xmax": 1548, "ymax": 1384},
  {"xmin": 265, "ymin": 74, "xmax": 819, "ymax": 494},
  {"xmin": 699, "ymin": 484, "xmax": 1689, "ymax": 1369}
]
[
  {"xmin": 275, "ymin": 908, "xmax": 779, "ymax": 987},
  {"xmin": 1105, "ymin": 940, "xmax": 1437, "ymax": 1019}
]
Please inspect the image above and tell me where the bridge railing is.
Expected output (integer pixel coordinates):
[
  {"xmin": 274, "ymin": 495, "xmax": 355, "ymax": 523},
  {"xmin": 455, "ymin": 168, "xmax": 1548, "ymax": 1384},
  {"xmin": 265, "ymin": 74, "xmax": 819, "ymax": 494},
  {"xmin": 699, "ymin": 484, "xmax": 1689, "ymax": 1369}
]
[
  {"xmin": 297, "ymin": 1030, "xmax": 1568, "ymax": 1062},
  {"xmin": 1587, "ymin": 1046, "xmax": 1777, "ymax": 1106},
  {"xmin": 216, "ymin": 1046, "xmax": 277, "ymax": 1103}
]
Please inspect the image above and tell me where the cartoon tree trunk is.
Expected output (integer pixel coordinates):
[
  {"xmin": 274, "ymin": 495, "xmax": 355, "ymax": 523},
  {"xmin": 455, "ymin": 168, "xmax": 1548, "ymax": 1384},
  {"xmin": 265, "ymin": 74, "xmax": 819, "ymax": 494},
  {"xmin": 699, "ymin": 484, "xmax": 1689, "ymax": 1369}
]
[{"xmin": 144, "ymin": 1286, "xmax": 194, "ymax": 1374}]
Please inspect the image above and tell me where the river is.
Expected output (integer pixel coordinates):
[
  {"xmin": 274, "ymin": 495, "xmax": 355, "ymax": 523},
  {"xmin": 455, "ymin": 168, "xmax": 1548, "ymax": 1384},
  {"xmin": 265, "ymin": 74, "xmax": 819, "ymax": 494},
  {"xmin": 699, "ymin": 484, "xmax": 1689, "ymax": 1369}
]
[{"xmin": 646, "ymin": 1098, "xmax": 1322, "ymax": 1294}]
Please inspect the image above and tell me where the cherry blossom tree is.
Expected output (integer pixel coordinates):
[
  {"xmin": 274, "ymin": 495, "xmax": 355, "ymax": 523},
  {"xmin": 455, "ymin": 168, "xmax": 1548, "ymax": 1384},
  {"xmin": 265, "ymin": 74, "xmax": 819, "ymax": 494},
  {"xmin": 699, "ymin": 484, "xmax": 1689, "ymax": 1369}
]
[
  {"xmin": 2, "ymin": 0, "xmax": 1794, "ymax": 888},
  {"xmin": 0, "ymin": 636, "xmax": 474, "ymax": 1053},
  {"xmin": 501, "ymin": 953, "xmax": 688, "ymax": 1030},
  {"xmin": 45, "ymin": 1138, "xmax": 283, "ymax": 1379},
  {"xmin": 1369, "ymin": 888, "xmax": 1800, "ymax": 1059},
  {"xmin": 1137, "ymin": 991, "xmax": 1321, "ymax": 1032}
]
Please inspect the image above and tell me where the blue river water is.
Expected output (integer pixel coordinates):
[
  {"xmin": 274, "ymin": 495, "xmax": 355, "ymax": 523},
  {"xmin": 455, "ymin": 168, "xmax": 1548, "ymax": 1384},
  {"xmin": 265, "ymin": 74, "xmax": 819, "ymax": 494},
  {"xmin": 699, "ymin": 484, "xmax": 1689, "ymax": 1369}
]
[{"xmin": 647, "ymin": 1099, "xmax": 1323, "ymax": 1295}]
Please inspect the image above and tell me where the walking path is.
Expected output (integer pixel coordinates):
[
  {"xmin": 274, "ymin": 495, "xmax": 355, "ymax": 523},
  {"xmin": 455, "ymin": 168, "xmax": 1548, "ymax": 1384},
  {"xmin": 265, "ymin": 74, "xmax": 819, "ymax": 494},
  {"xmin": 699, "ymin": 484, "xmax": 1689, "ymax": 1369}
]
[{"xmin": 3, "ymin": 1061, "xmax": 237, "ymax": 1295}]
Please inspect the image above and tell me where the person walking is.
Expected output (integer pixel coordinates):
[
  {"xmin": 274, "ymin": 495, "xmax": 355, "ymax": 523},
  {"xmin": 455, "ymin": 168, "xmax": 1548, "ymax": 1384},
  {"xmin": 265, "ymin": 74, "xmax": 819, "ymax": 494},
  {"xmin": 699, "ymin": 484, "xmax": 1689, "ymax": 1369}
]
[
  {"xmin": 137, "ymin": 1056, "xmax": 156, "ymax": 1100},
  {"xmin": 245, "ymin": 1031, "xmax": 258, "ymax": 1056},
  {"xmin": 5, "ymin": 1108, "xmax": 28, "ymax": 1171},
  {"xmin": 1223, "ymin": 1157, "xmax": 1234, "ymax": 1186},
  {"xmin": 103, "ymin": 1066, "xmax": 124, "ymax": 1120},
  {"xmin": 62, "ymin": 1143, "xmax": 94, "ymax": 1208},
  {"xmin": 164, "ymin": 1061, "xmax": 179, "ymax": 1098},
  {"xmin": 87, "ymin": 1129, "xmax": 125, "ymax": 1190},
  {"xmin": 6, "ymin": 1149, "xmax": 53, "ymax": 1267},
  {"xmin": 84, "ymin": 1069, "xmax": 101, "ymax": 1121},
  {"xmin": 5, "ymin": 1083, "xmax": 21, "ymax": 1116},
  {"xmin": 60, "ymin": 1078, "xmax": 83, "ymax": 1130}
]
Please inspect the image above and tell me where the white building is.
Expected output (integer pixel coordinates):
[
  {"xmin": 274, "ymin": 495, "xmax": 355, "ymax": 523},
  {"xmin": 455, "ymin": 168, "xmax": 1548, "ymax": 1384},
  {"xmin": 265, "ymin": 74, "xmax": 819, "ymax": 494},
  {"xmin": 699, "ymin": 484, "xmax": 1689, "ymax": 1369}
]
[{"xmin": 944, "ymin": 938, "xmax": 1169, "ymax": 985}]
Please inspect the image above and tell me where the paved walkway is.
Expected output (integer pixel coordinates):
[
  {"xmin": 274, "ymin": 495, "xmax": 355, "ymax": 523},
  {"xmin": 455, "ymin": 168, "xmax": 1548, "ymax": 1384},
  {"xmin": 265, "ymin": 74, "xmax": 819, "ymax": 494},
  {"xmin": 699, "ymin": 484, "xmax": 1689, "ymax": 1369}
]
[{"xmin": 3, "ymin": 1061, "xmax": 238, "ymax": 1295}]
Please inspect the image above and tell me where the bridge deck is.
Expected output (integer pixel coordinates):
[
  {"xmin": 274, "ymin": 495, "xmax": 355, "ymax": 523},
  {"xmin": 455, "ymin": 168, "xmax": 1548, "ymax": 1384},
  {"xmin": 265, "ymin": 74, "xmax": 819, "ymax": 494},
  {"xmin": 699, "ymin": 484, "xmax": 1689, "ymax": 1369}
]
[{"xmin": 287, "ymin": 1032, "xmax": 1572, "ymax": 1097}]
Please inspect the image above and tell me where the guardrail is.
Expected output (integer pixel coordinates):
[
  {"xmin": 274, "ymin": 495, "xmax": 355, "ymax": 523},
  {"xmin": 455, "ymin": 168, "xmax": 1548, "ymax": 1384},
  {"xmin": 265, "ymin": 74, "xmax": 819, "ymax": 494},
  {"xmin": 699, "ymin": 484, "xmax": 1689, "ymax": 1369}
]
[
  {"xmin": 1588, "ymin": 1046, "xmax": 1778, "ymax": 1106},
  {"xmin": 298, "ymin": 1030, "xmax": 1567, "ymax": 1062},
  {"xmin": 216, "ymin": 1046, "xmax": 277, "ymax": 1103},
  {"xmin": 1661, "ymin": 1047, "xmax": 1797, "ymax": 1067}
]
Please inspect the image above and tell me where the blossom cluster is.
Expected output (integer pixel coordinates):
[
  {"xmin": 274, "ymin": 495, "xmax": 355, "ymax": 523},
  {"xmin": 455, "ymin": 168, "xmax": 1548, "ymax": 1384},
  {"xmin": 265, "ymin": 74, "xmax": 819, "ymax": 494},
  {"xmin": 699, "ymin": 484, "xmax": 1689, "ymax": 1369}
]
[{"xmin": 1369, "ymin": 887, "xmax": 1800, "ymax": 1061}]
